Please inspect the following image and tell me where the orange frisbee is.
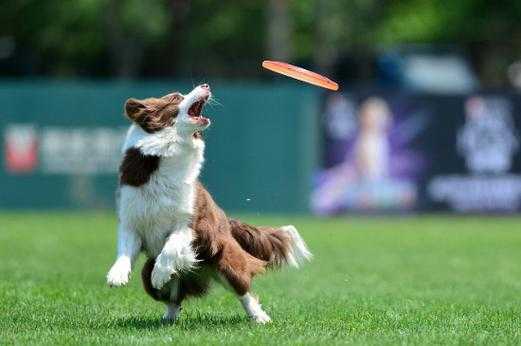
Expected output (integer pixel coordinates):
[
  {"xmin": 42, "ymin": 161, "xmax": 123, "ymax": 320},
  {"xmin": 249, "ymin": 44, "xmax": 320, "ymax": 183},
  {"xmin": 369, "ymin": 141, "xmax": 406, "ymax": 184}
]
[{"xmin": 262, "ymin": 60, "xmax": 339, "ymax": 91}]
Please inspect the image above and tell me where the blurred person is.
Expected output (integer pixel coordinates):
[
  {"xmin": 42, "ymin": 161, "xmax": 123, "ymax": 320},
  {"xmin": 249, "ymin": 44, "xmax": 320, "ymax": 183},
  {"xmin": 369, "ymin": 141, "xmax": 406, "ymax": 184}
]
[
  {"xmin": 458, "ymin": 96, "xmax": 519, "ymax": 174},
  {"xmin": 312, "ymin": 97, "xmax": 418, "ymax": 214},
  {"xmin": 354, "ymin": 97, "xmax": 392, "ymax": 181}
]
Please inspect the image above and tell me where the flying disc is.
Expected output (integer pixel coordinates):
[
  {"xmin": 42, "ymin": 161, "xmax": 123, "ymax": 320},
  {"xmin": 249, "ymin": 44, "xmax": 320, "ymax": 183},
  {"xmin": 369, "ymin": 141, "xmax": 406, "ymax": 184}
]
[{"xmin": 262, "ymin": 60, "xmax": 339, "ymax": 91}]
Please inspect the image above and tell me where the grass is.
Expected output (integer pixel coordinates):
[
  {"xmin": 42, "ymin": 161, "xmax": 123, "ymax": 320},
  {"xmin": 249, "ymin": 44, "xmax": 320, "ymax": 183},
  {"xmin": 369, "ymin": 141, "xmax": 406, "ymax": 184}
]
[{"xmin": 1, "ymin": 212, "xmax": 521, "ymax": 345}]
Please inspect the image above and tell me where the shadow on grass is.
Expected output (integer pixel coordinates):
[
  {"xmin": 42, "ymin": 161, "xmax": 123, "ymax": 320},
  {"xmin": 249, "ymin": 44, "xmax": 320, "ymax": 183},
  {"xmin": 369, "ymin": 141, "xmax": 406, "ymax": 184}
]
[
  {"xmin": 113, "ymin": 313, "xmax": 246, "ymax": 331},
  {"xmin": 113, "ymin": 316, "xmax": 167, "ymax": 330}
]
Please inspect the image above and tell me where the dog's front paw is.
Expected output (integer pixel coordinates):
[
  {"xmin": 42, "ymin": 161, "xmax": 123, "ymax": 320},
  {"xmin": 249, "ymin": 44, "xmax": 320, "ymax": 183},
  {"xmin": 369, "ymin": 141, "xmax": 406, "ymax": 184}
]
[
  {"xmin": 107, "ymin": 259, "xmax": 131, "ymax": 287},
  {"xmin": 151, "ymin": 261, "xmax": 173, "ymax": 290}
]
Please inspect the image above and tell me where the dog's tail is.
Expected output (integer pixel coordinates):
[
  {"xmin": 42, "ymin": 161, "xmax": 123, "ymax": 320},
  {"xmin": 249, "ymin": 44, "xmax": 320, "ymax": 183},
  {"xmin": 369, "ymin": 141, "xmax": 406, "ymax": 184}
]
[{"xmin": 229, "ymin": 219, "xmax": 312, "ymax": 268}]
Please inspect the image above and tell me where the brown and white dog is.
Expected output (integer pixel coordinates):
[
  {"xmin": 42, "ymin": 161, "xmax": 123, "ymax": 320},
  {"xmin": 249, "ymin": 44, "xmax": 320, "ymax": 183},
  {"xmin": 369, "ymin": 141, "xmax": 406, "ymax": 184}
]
[{"xmin": 106, "ymin": 84, "xmax": 311, "ymax": 323}]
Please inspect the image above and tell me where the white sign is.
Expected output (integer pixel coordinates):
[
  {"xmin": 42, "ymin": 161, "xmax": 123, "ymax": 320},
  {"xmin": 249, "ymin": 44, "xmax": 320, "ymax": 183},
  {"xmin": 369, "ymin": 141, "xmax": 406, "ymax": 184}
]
[{"xmin": 40, "ymin": 126, "xmax": 127, "ymax": 174}]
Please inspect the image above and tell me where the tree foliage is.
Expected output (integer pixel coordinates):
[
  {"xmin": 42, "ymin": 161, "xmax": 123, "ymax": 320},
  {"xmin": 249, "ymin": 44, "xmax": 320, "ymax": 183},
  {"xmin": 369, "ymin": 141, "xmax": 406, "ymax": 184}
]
[{"xmin": 1, "ymin": 0, "xmax": 520, "ymax": 84}]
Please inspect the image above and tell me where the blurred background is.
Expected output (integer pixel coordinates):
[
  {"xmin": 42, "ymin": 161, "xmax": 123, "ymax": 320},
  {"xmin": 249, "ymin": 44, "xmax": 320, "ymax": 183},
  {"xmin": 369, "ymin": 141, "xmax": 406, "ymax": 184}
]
[{"xmin": 1, "ymin": 0, "xmax": 521, "ymax": 214}]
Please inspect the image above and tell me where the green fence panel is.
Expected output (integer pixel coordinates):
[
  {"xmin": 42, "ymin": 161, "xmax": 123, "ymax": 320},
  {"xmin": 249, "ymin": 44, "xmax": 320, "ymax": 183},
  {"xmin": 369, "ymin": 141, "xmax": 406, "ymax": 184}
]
[{"xmin": 0, "ymin": 80, "xmax": 319, "ymax": 213}]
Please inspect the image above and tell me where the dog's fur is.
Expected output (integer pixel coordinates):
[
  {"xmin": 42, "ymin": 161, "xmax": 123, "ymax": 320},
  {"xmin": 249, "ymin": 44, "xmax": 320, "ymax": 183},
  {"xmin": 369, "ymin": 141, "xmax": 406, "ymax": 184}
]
[{"xmin": 106, "ymin": 84, "xmax": 311, "ymax": 323}]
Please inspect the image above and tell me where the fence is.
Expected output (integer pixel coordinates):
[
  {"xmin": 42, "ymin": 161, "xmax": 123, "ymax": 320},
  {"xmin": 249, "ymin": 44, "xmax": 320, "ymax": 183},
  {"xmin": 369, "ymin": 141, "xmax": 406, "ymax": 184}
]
[
  {"xmin": 0, "ymin": 80, "xmax": 320, "ymax": 213},
  {"xmin": 4, "ymin": 81, "xmax": 520, "ymax": 214}
]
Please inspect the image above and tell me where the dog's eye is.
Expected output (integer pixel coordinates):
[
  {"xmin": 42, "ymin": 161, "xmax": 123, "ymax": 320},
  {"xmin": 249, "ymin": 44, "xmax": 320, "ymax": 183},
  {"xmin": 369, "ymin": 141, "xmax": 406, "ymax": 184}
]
[{"xmin": 172, "ymin": 94, "xmax": 183, "ymax": 102}]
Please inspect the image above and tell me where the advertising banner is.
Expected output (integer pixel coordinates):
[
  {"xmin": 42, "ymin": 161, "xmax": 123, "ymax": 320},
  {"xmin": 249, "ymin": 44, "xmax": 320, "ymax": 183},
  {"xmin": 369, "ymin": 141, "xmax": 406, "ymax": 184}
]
[
  {"xmin": 313, "ymin": 91, "xmax": 521, "ymax": 214},
  {"xmin": 0, "ymin": 81, "xmax": 318, "ymax": 212}
]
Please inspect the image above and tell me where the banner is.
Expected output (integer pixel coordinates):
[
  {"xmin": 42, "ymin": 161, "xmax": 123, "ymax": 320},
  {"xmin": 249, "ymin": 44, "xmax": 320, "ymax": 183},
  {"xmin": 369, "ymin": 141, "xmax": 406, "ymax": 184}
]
[
  {"xmin": 313, "ymin": 91, "xmax": 521, "ymax": 214},
  {"xmin": 0, "ymin": 81, "xmax": 318, "ymax": 212},
  {"xmin": 4, "ymin": 125, "xmax": 126, "ymax": 175}
]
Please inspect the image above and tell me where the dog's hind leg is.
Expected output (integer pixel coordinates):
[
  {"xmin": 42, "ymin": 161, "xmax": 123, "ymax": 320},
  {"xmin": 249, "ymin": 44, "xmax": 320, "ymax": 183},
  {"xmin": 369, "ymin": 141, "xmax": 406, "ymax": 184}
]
[
  {"xmin": 143, "ymin": 258, "xmax": 212, "ymax": 323},
  {"xmin": 167, "ymin": 272, "xmax": 211, "ymax": 322},
  {"xmin": 142, "ymin": 258, "xmax": 182, "ymax": 322},
  {"xmin": 239, "ymin": 293, "xmax": 271, "ymax": 324},
  {"xmin": 219, "ymin": 270, "xmax": 271, "ymax": 324},
  {"xmin": 216, "ymin": 243, "xmax": 271, "ymax": 324},
  {"xmin": 163, "ymin": 280, "xmax": 182, "ymax": 322}
]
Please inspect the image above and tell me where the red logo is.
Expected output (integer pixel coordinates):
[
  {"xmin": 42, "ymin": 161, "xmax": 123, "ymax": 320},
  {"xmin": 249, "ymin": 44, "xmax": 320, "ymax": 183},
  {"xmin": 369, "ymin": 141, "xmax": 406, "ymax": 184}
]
[{"xmin": 4, "ymin": 125, "xmax": 38, "ymax": 173}]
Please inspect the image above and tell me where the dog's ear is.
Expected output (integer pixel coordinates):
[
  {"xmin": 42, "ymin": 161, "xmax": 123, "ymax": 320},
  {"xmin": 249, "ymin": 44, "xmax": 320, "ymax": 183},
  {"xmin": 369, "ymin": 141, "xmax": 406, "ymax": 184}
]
[{"xmin": 124, "ymin": 98, "xmax": 147, "ymax": 121}]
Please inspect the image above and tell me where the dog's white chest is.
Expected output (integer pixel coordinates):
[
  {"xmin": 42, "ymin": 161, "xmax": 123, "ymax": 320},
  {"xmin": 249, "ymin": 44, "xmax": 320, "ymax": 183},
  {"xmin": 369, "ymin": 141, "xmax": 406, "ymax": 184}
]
[
  {"xmin": 119, "ymin": 158, "xmax": 199, "ymax": 257},
  {"xmin": 118, "ymin": 125, "xmax": 205, "ymax": 258}
]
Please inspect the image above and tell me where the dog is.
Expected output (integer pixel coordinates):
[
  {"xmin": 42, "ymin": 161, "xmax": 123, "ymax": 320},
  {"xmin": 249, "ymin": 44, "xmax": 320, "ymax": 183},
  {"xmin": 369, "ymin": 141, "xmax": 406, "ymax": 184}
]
[{"xmin": 106, "ymin": 84, "xmax": 312, "ymax": 324}]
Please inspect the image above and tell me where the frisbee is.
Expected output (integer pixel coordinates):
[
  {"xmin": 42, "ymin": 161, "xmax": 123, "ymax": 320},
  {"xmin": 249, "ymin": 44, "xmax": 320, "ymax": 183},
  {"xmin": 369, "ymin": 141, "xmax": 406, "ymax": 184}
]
[{"xmin": 262, "ymin": 60, "xmax": 339, "ymax": 91}]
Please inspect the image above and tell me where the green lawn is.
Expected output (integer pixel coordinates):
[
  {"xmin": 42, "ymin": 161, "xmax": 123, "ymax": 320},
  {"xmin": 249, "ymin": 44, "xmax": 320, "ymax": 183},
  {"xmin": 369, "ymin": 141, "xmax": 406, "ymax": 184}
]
[{"xmin": 1, "ymin": 213, "xmax": 520, "ymax": 345}]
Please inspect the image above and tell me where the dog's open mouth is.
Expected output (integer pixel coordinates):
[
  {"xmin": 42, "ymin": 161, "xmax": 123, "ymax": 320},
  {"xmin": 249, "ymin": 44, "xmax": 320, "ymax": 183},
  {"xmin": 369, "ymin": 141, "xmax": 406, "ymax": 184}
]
[{"xmin": 188, "ymin": 97, "xmax": 210, "ymax": 125}]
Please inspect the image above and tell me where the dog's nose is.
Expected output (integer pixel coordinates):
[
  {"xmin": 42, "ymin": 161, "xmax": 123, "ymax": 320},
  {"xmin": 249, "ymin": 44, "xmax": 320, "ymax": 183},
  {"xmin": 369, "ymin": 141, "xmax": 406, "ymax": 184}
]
[{"xmin": 200, "ymin": 83, "xmax": 210, "ymax": 90}]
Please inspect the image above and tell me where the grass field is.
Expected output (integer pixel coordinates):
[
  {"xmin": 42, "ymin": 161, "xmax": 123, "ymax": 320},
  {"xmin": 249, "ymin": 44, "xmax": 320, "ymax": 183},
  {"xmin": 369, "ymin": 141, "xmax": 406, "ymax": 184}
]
[{"xmin": 1, "ymin": 213, "xmax": 521, "ymax": 345}]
